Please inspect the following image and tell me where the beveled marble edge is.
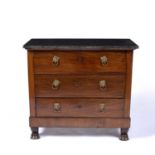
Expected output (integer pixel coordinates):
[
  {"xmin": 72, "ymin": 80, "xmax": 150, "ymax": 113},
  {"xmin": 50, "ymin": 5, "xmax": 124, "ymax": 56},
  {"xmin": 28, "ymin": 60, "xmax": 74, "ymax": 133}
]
[{"xmin": 25, "ymin": 45, "xmax": 138, "ymax": 50}]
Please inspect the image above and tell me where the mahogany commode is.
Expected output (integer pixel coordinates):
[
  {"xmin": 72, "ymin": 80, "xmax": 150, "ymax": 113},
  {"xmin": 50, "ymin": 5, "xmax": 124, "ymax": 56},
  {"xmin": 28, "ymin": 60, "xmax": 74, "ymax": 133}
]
[{"xmin": 23, "ymin": 39, "xmax": 138, "ymax": 140}]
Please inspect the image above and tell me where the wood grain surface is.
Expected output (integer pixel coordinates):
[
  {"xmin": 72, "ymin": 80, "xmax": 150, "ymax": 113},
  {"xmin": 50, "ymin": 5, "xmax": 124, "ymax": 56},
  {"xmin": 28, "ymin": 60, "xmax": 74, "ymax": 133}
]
[{"xmin": 33, "ymin": 51, "xmax": 126, "ymax": 74}]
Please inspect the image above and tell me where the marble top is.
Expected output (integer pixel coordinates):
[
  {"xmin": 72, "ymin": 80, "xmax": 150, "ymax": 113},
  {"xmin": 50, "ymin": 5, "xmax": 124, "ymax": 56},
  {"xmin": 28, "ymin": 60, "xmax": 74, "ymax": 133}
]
[{"xmin": 23, "ymin": 39, "xmax": 139, "ymax": 50}]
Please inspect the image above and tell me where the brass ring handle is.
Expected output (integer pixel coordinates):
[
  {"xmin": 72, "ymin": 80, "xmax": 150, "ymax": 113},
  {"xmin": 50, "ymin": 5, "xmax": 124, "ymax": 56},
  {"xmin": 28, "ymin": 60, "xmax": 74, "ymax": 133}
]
[
  {"xmin": 100, "ymin": 56, "xmax": 108, "ymax": 65},
  {"xmin": 52, "ymin": 55, "xmax": 60, "ymax": 66},
  {"xmin": 52, "ymin": 79, "xmax": 61, "ymax": 90},
  {"xmin": 99, "ymin": 80, "xmax": 106, "ymax": 90},
  {"xmin": 53, "ymin": 103, "xmax": 61, "ymax": 112},
  {"xmin": 99, "ymin": 103, "xmax": 105, "ymax": 112}
]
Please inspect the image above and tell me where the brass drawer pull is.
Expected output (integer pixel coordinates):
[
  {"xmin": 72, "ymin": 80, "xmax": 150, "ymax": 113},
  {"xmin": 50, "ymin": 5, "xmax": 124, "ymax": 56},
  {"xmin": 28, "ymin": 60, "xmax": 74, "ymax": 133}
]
[
  {"xmin": 52, "ymin": 55, "xmax": 60, "ymax": 66},
  {"xmin": 53, "ymin": 103, "xmax": 61, "ymax": 112},
  {"xmin": 99, "ymin": 80, "xmax": 106, "ymax": 90},
  {"xmin": 100, "ymin": 56, "xmax": 108, "ymax": 65},
  {"xmin": 52, "ymin": 79, "xmax": 61, "ymax": 90},
  {"xmin": 99, "ymin": 103, "xmax": 105, "ymax": 112}
]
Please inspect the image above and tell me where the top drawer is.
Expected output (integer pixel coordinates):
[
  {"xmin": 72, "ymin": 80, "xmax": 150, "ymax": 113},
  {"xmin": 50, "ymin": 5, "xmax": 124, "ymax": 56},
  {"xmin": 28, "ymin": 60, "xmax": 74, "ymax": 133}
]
[{"xmin": 33, "ymin": 51, "xmax": 126, "ymax": 74}]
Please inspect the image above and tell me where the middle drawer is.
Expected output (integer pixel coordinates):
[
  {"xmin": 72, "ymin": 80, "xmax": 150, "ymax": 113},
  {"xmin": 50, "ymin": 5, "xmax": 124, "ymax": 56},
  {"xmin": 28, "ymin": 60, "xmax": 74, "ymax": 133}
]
[{"xmin": 35, "ymin": 75, "xmax": 125, "ymax": 98}]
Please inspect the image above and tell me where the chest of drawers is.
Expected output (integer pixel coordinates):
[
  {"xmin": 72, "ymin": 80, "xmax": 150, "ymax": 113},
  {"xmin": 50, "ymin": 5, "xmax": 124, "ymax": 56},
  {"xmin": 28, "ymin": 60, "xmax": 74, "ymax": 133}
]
[{"xmin": 23, "ymin": 39, "xmax": 138, "ymax": 140}]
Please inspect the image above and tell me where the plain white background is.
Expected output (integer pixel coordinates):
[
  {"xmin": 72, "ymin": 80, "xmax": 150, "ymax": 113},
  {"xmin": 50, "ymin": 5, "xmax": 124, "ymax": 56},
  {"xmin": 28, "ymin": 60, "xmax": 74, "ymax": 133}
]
[{"xmin": 0, "ymin": 0, "xmax": 155, "ymax": 154}]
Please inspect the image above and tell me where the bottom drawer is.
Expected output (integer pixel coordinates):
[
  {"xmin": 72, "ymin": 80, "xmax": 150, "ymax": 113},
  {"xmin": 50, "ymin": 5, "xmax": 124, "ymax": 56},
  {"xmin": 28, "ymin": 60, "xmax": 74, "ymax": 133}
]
[{"xmin": 36, "ymin": 98, "xmax": 124, "ymax": 117}]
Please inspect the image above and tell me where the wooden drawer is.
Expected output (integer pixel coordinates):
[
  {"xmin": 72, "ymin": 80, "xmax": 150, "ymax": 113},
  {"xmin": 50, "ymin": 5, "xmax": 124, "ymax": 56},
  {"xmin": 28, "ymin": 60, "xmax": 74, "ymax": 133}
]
[
  {"xmin": 36, "ymin": 98, "xmax": 124, "ymax": 117},
  {"xmin": 35, "ymin": 75, "xmax": 125, "ymax": 98},
  {"xmin": 33, "ymin": 51, "xmax": 126, "ymax": 74}
]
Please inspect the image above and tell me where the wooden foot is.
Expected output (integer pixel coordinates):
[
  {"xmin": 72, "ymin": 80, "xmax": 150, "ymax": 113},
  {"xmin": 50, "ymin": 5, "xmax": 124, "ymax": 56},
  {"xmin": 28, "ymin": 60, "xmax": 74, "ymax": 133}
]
[
  {"xmin": 120, "ymin": 128, "xmax": 129, "ymax": 141},
  {"xmin": 31, "ymin": 127, "xmax": 40, "ymax": 139}
]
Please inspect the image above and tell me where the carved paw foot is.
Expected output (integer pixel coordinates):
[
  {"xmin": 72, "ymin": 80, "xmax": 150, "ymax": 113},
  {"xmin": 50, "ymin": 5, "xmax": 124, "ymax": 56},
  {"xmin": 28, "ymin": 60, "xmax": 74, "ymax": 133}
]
[
  {"xmin": 120, "ymin": 128, "xmax": 129, "ymax": 141},
  {"xmin": 31, "ymin": 132, "xmax": 40, "ymax": 139},
  {"xmin": 31, "ymin": 127, "xmax": 40, "ymax": 139},
  {"xmin": 120, "ymin": 133, "xmax": 129, "ymax": 141}
]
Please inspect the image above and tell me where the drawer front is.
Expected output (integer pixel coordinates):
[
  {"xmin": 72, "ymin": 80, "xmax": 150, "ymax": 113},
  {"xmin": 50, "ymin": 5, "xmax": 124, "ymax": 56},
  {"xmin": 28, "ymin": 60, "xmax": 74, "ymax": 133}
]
[
  {"xmin": 36, "ymin": 98, "xmax": 124, "ymax": 117},
  {"xmin": 35, "ymin": 75, "xmax": 125, "ymax": 98},
  {"xmin": 33, "ymin": 51, "xmax": 126, "ymax": 74}
]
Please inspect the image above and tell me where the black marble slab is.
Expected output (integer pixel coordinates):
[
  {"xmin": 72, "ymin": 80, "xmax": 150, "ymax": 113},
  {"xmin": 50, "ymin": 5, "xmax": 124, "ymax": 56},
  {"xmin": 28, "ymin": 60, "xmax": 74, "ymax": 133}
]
[{"xmin": 23, "ymin": 39, "xmax": 139, "ymax": 50}]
